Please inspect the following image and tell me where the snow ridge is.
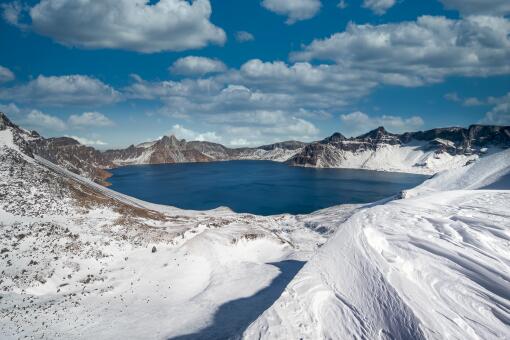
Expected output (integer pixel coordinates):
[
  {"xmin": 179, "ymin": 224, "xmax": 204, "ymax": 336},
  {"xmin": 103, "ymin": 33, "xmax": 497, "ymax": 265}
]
[{"xmin": 245, "ymin": 148, "xmax": 510, "ymax": 339}]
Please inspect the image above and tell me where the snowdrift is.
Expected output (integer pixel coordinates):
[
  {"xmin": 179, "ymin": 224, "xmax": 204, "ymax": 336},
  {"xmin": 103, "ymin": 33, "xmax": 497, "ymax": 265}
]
[{"xmin": 245, "ymin": 148, "xmax": 510, "ymax": 339}]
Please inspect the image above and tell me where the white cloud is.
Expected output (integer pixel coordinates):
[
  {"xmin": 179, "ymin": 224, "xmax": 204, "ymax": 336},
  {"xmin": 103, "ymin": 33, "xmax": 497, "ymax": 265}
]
[
  {"xmin": 444, "ymin": 92, "xmax": 461, "ymax": 102},
  {"xmin": 292, "ymin": 16, "xmax": 510, "ymax": 86},
  {"xmin": 463, "ymin": 97, "xmax": 484, "ymax": 107},
  {"xmin": 261, "ymin": 0, "xmax": 321, "ymax": 24},
  {"xmin": 362, "ymin": 0, "xmax": 396, "ymax": 15},
  {"xmin": 235, "ymin": 31, "xmax": 255, "ymax": 42},
  {"xmin": 67, "ymin": 135, "xmax": 107, "ymax": 146},
  {"xmin": 337, "ymin": 1, "xmax": 348, "ymax": 9},
  {"xmin": 4, "ymin": 0, "xmax": 226, "ymax": 53},
  {"xmin": 340, "ymin": 111, "xmax": 424, "ymax": 136},
  {"xmin": 170, "ymin": 56, "xmax": 227, "ymax": 76},
  {"xmin": 0, "ymin": 102, "xmax": 21, "ymax": 115},
  {"xmin": 0, "ymin": 65, "xmax": 15, "ymax": 83},
  {"xmin": 445, "ymin": 93, "xmax": 486, "ymax": 106},
  {"xmin": 1, "ymin": 2, "xmax": 27, "ymax": 29},
  {"xmin": 440, "ymin": 0, "xmax": 510, "ymax": 16},
  {"xmin": 68, "ymin": 112, "xmax": 114, "ymax": 128},
  {"xmin": 0, "ymin": 75, "xmax": 120, "ymax": 106},
  {"xmin": 25, "ymin": 110, "xmax": 67, "ymax": 131},
  {"xmin": 168, "ymin": 124, "xmax": 221, "ymax": 142},
  {"xmin": 481, "ymin": 92, "xmax": 510, "ymax": 125}
]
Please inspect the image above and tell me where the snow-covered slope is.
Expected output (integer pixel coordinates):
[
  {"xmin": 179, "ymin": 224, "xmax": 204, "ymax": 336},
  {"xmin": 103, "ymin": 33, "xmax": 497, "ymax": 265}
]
[
  {"xmin": 288, "ymin": 125, "xmax": 510, "ymax": 175},
  {"xmin": 292, "ymin": 141, "xmax": 482, "ymax": 174},
  {"xmin": 245, "ymin": 148, "xmax": 510, "ymax": 339},
  {"xmin": 1, "ymin": 111, "xmax": 509, "ymax": 339},
  {"xmin": 0, "ymin": 121, "xmax": 358, "ymax": 339},
  {"xmin": 402, "ymin": 148, "xmax": 510, "ymax": 197}
]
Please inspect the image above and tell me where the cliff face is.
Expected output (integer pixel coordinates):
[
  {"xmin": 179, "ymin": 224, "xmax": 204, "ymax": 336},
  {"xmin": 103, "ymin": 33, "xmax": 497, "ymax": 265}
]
[
  {"xmin": 30, "ymin": 137, "xmax": 114, "ymax": 185},
  {"xmin": 287, "ymin": 125, "xmax": 510, "ymax": 174},
  {"xmin": 102, "ymin": 136, "xmax": 307, "ymax": 166},
  {"xmin": 2, "ymin": 111, "xmax": 509, "ymax": 181},
  {"xmin": 1, "ymin": 112, "xmax": 307, "ymax": 183}
]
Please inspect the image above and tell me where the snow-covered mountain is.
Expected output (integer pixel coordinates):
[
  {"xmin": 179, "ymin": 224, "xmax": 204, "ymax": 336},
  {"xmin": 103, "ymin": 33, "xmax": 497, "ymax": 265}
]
[
  {"xmin": 0, "ymin": 110, "xmax": 354, "ymax": 339},
  {"xmin": 1, "ymin": 111, "xmax": 510, "ymax": 339},
  {"xmin": 3, "ymin": 111, "xmax": 508, "ymax": 183},
  {"xmin": 288, "ymin": 125, "xmax": 510, "ymax": 174},
  {"xmin": 102, "ymin": 136, "xmax": 306, "ymax": 167}
]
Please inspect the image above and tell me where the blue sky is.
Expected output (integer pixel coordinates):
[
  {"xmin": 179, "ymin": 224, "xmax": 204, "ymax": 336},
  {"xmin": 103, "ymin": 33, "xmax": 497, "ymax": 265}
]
[{"xmin": 0, "ymin": 0, "xmax": 509, "ymax": 148}]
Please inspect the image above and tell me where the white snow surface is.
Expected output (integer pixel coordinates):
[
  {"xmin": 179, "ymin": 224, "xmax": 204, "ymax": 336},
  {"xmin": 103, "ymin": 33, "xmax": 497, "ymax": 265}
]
[
  {"xmin": 1, "ymin": 125, "xmax": 509, "ymax": 340},
  {"xmin": 307, "ymin": 141, "xmax": 484, "ymax": 175},
  {"xmin": 245, "ymin": 149, "xmax": 510, "ymax": 339},
  {"xmin": 402, "ymin": 148, "xmax": 510, "ymax": 198}
]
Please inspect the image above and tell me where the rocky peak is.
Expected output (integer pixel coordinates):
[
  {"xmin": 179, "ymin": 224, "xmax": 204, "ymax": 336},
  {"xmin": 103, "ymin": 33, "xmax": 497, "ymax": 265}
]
[
  {"xmin": 159, "ymin": 135, "xmax": 181, "ymax": 147},
  {"xmin": 0, "ymin": 112, "xmax": 17, "ymax": 131},
  {"xmin": 358, "ymin": 126, "xmax": 391, "ymax": 140},
  {"xmin": 321, "ymin": 132, "xmax": 346, "ymax": 144},
  {"xmin": 259, "ymin": 140, "xmax": 308, "ymax": 151}
]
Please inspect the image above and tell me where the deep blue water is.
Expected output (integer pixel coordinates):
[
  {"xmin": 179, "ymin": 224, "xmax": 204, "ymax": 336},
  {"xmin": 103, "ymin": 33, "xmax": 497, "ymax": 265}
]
[{"xmin": 109, "ymin": 161, "xmax": 427, "ymax": 216}]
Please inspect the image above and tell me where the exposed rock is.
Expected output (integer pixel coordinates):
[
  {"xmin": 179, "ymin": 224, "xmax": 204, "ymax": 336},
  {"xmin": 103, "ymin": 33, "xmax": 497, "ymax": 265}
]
[{"xmin": 288, "ymin": 125, "xmax": 510, "ymax": 173}]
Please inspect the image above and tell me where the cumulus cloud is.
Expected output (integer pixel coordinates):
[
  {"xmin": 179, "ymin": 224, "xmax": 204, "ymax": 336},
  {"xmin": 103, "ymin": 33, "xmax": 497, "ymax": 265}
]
[
  {"xmin": 170, "ymin": 56, "xmax": 227, "ymax": 76},
  {"xmin": 340, "ymin": 111, "xmax": 424, "ymax": 136},
  {"xmin": 25, "ymin": 110, "xmax": 67, "ymax": 131},
  {"xmin": 440, "ymin": 0, "xmax": 510, "ymax": 16},
  {"xmin": 463, "ymin": 97, "xmax": 484, "ymax": 107},
  {"xmin": 1, "ymin": 2, "xmax": 28, "ymax": 29},
  {"xmin": 444, "ymin": 92, "xmax": 461, "ymax": 102},
  {"xmin": 235, "ymin": 31, "xmax": 255, "ymax": 42},
  {"xmin": 0, "ymin": 75, "xmax": 120, "ymax": 106},
  {"xmin": 337, "ymin": 1, "xmax": 348, "ymax": 9},
  {"xmin": 68, "ymin": 112, "xmax": 114, "ymax": 128},
  {"xmin": 0, "ymin": 65, "xmax": 15, "ymax": 83},
  {"xmin": 67, "ymin": 135, "xmax": 107, "ymax": 146},
  {"xmin": 362, "ymin": 0, "xmax": 396, "ymax": 15},
  {"xmin": 292, "ymin": 16, "xmax": 510, "ymax": 86},
  {"xmin": 261, "ymin": 0, "xmax": 321, "ymax": 24},
  {"xmin": 481, "ymin": 92, "xmax": 510, "ymax": 125},
  {"xmin": 445, "ymin": 92, "xmax": 487, "ymax": 106},
  {"xmin": 0, "ymin": 102, "xmax": 21, "ymax": 115},
  {"xmin": 3, "ymin": 0, "xmax": 226, "ymax": 53},
  {"xmin": 168, "ymin": 124, "xmax": 221, "ymax": 142}
]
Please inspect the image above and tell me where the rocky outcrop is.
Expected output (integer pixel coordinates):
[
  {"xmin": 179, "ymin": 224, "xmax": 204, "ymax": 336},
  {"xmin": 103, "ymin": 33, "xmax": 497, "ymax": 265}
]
[
  {"xmin": 288, "ymin": 125, "xmax": 510, "ymax": 173},
  {"xmin": 30, "ymin": 137, "xmax": 114, "ymax": 185},
  {"xmin": 0, "ymin": 112, "xmax": 35, "ymax": 157},
  {"xmin": 2, "ymin": 111, "xmax": 509, "ymax": 180},
  {"xmin": 103, "ymin": 136, "xmax": 306, "ymax": 166}
]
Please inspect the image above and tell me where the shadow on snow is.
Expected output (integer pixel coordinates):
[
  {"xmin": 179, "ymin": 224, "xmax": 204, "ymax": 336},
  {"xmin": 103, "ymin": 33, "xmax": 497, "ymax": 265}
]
[{"xmin": 170, "ymin": 260, "xmax": 305, "ymax": 340}]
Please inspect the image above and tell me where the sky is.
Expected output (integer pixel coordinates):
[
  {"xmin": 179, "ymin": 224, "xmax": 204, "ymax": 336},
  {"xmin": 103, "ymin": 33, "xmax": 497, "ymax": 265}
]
[{"xmin": 0, "ymin": 0, "xmax": 509, "ymax": 149}]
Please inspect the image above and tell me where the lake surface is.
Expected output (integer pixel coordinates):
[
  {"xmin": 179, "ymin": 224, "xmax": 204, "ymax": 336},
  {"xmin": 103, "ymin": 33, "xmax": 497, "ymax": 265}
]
[{"xmin": 109, "ymin": 161, "xmax": 428, "ymax": 216}]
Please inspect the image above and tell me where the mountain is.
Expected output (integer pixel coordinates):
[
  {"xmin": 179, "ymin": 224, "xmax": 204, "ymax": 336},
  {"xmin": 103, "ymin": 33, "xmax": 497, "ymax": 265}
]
[
  {"xmin": 288, "ymin": 125, "xmax": 510, "ymax": 174},
  {"xmin": 1, "ymin": 110, "xmax": 509, "ymax": 339},
  {"xmin": 2, "ymin": 111, "xmax": 509, "ymax": 182},
  {"xmin": 0, "ymin": 114, "xmax": 349, "ymax": 338},
  {"xmin": 103, "ymin": 136, "xmax": 307, "ymax": 166},
  {"xmin": 0, "ymin": 112, "xmax": 307, "ymax": 184}
]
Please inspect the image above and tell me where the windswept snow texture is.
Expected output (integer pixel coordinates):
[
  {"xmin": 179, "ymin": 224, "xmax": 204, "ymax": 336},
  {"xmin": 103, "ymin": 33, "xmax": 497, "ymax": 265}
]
[
  {"xmin": 0, "ymin": 128, "xmax": 358, "ymax": 339},
  {"xmin": 1, "ymin": 112, "xmax": 510, "ymax": 339},
  {"xmin": 245, "ymin": 151, "xmax": 510, "ymax": 339}
]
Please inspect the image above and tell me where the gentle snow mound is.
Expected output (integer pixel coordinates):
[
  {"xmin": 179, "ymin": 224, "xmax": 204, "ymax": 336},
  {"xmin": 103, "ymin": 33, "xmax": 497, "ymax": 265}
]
[
  {"xmin": 245, "ymin": 148, "xmax": 510, "ymax": 340},
  {"xmin": 403, "ymin": 148, "xmax": 510, "ymax": 198}
]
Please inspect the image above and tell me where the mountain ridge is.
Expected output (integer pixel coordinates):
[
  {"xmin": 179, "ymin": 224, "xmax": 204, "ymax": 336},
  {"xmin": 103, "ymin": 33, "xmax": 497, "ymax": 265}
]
[{"xmin": 2, "ymin": 111, "xmax": 509, "ymax": 183}]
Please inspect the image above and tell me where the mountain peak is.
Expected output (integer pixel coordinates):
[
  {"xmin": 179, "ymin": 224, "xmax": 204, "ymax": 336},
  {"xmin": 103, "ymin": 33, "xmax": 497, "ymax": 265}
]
[
  {"xmin": 0, "ymin": 112, "xmax": 16, "ymax": 130},
  {"xmin": 358, "ymin": 126, "xmax": 391, "ymax": 140},
  {"xmin": 159, "ymin": 135, "xmax": 181, "ymax": 147},
  {"xmin": 322, "ymin": 132, "xmax": 346, "ymax": 144}
]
